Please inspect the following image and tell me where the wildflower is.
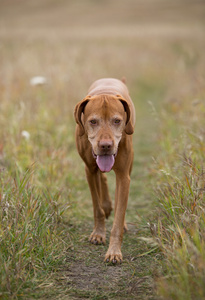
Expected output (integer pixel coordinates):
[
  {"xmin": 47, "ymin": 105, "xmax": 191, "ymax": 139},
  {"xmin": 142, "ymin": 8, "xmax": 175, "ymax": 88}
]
[
  {"xmin": 30, "ymin": 76, "xmax": 47, "ymax": 86},
  {"xmin": 21, "ymin": 130, "xmax": 30, "ymax": 140}
]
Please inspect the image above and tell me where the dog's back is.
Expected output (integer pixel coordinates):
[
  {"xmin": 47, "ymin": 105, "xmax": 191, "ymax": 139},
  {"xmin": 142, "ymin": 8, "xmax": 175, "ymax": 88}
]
[{"xmin": 88, "ymin": 78, "xmax": 135, "ymax": 126}]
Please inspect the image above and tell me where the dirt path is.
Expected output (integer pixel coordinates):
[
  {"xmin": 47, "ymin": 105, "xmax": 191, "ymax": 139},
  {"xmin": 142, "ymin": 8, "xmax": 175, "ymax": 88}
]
[{"xmin": 48, "ymin": 94, "xmax": 162, "ymax": 300}]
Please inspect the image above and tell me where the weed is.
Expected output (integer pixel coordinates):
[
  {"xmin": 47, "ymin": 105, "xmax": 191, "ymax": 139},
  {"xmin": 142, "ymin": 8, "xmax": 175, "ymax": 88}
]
[
  {"xmin": 0, "ymin": 167, "xmax": 70, "ymax": 298},
  {"xmin": 153, "ymin": 96, "xmax": 205, "ymax": 299},
  {"xmin": 0, "ymin": 0, "xmax": 204, "ymax": 299}
]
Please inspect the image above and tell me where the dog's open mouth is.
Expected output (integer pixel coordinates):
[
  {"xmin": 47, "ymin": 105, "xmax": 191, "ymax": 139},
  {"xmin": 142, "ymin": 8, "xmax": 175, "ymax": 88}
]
[
  {"xmin": 92, "ymin": 151, "xmax": 116, "ymax": 172},
  {"xmin": 96, "ymin": 155, "xmax": 115, "ymax": 172}
]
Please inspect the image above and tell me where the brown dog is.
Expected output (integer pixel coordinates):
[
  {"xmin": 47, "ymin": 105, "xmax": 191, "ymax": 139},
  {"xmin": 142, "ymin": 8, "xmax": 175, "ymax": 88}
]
[{"xmin": 74, "ymin": 78, "xmax": 135, "ymax": 263}]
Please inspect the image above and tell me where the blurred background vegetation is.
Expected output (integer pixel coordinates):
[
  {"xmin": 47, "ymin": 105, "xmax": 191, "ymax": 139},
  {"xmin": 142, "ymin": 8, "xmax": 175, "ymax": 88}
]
[{"xmin": 0, "ymin": 0, "xmax": 205, "ymax": 299}]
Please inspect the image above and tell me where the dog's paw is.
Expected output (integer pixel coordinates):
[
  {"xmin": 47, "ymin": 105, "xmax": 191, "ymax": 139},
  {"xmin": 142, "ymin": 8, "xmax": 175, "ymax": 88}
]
[
  {"xmin": 104, "ymin": 248, "xmax": 122, "ymax": 264},
  {"xmin": 89, "ymin": 230, "xmax": 106, "ymax": 245}
]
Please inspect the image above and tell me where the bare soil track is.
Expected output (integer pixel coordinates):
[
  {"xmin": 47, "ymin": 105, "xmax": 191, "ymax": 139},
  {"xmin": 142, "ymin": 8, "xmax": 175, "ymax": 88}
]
[{"xmin": 54, "ymin": 223, "xmax": 159, "ymax": 300}]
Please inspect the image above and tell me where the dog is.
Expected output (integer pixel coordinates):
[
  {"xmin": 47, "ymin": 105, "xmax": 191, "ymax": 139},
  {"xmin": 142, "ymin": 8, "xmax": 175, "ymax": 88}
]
[{"xmin": 74, "ymin": 78, "xmax": 135, "ymax": 263}]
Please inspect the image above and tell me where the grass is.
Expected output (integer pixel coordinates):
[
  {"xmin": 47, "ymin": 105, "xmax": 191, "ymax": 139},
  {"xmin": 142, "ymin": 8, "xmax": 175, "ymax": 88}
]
[
  {"xmin": 152, "ymin": 95, "xmax": 205, "ymax": 299},
  {"xmin": 0, "ymin": 166, "xmax": 70, "ymax": 298},
  {"xmin": 0, "ymin": 0, "xmax": 205, "ymax": 299}
]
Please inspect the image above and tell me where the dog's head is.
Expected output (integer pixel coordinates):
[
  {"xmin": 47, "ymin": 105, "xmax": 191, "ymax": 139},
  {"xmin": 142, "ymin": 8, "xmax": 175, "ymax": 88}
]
[{"xmin": 74, "ymin": 95, "xmax": 134, "ymax": 172}]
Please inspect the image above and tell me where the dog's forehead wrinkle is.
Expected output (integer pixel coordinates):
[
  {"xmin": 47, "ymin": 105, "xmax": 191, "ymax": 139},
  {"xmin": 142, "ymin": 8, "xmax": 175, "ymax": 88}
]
[
  {"xmin": 84, "ymin": 96, "xmax": 126, "ymax": 129},
  {"xmin": 102, "ymin": 95, "xmax": 109, "ymax": 106}
]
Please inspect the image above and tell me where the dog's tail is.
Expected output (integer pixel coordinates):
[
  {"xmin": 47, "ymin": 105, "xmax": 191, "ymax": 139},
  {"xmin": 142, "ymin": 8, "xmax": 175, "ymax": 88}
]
[{"xmin": 121, "ymin": 76, "xmax": 126, "ymax": 84}]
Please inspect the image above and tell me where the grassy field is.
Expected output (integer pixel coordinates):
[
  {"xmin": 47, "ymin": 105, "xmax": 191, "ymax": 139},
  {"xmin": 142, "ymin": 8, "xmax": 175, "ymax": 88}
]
[{"xmin": 0, "ymin": 0, "xmax": 205, "ymax": 299}]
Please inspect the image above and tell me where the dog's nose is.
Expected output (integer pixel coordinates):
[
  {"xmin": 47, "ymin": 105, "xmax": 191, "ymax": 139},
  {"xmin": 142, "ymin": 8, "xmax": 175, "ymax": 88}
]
[{"xmin": 98, "ymin": 140, "xmax": 114, "ymax": 152}]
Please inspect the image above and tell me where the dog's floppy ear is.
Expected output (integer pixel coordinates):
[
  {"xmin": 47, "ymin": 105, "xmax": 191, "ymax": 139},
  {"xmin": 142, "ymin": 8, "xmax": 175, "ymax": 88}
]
[
  {"xmin": 116, "ymin": 95, "xmax": 134, "ymax": 135},
  {"xmin": 74, "ymin": 96, "xmax": 91, "ymax": 136}
]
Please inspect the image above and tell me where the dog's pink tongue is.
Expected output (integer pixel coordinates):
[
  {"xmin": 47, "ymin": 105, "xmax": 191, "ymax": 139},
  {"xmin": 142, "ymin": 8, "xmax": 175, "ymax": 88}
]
[{"xmin": 96, "ymin": 155, "xmax": 115, "ymax": 172}]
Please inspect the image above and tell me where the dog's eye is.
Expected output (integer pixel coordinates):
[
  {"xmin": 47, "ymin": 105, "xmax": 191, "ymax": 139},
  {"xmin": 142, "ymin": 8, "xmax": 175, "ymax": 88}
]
[
  {"xmin": 114, "ymin": 119, "xmax": 121, "ymax": 124},
  {"xmin": 90, "ymin": 119, "xmax": 97, "ymax": 125}
]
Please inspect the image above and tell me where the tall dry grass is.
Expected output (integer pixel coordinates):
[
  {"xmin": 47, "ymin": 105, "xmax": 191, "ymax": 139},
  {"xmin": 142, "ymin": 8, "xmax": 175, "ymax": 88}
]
[
  {"xmin": 152, "ymin": 85, "xmax": 205, "ymax": 299},
  {"xmin": 0, "ymin": 0, "xmax": 204, "ymax": 298}
]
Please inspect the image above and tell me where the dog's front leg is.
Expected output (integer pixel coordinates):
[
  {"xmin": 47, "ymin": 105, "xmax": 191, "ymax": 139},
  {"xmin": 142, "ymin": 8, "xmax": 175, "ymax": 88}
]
[
  {"xmin": 104, "ymin": 172, "xmax": 130, "ymax": 263},
  {"xmin": 85, "ymin": 166, "xmax": 106, "ymax": 245}
]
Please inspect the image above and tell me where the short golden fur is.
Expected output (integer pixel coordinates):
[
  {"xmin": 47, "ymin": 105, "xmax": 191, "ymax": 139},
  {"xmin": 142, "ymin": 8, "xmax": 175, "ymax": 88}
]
[{"xmin": 74, "ymin": 78, "xmax": 135, "ymax": 263}]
